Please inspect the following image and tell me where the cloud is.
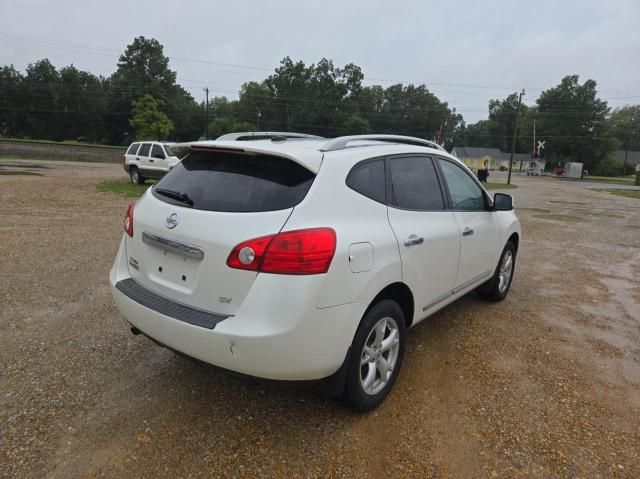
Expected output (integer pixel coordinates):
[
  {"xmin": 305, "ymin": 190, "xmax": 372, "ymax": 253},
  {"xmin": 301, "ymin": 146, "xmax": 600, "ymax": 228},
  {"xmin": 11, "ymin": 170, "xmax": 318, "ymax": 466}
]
[{"xmin": 1, "ymin": 0, "xmax": 638, "ymax": 123}]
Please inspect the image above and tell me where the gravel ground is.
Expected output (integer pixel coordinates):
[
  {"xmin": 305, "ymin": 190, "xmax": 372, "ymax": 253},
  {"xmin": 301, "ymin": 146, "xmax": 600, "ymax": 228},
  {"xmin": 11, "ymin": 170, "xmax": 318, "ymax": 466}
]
[{"xmin": 1, "ymin": 161, "xmax": 639, "ymax": 478}]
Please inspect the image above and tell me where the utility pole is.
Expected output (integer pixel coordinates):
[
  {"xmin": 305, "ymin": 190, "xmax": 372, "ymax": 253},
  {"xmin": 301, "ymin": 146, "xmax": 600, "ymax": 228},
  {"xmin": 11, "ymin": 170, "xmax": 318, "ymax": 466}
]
[
  {"xmin": 507, "ymin": 89, "xmax": 525, "ymax": 185},
  {"xmin": 203, "ymin": 87, "xmax": 209, "ymax": 140},
  {"xmin": 436, "ymin": 120, "xmax": 444, "ymax": 144},
  {"xmin": 521, "ymin": 117, "xmax": 535, "ymax": 172},
  {"xmin": 621, "ymin": 120, "xmax": 636, "ymax": 176}
]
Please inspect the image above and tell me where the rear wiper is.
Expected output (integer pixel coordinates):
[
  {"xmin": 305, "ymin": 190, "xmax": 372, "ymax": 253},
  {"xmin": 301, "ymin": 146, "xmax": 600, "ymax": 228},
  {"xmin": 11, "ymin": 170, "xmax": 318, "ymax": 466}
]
[{"xmin": 154, "ymin": 188, "xmax": 194, "ymax": 206}]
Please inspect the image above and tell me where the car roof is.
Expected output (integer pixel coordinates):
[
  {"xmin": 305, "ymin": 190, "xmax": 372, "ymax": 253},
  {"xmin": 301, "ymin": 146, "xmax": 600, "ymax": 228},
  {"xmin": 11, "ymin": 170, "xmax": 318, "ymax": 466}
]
[{"xmin": 171, "ymin": 138, "xmax": 460, "ymax": 173}]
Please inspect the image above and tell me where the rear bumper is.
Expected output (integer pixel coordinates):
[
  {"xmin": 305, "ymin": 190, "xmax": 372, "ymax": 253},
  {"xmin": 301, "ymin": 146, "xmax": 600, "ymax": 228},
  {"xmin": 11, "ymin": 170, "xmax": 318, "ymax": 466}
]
[{"xmin": 109, "ymin": 237, "xmax": 364, "ymax": 381}]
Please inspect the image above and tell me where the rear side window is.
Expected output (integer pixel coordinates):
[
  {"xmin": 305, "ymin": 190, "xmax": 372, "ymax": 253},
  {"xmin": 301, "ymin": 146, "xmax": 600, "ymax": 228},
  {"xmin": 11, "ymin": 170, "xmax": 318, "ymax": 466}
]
[
  {"xmin": 346, "ymin": 159, "xmax": 385, "ymax": 203},
  {"xmin": 153, "ymin": 151, "xmax": 315, "ymax": 212},
  {"xmin": 163, "ymin": 144, "xmax": 174, "ymax": 156},
  {"xmin": 138, "ymin": 143, "xmax": 151, "ymax": 157},
  {"xmin": 126, "ymin": 143, "xmax": 140, "ymax": 155},
  {"xmin": 388, "ymin": 156, "xmax": 444, "ymax": 210}
]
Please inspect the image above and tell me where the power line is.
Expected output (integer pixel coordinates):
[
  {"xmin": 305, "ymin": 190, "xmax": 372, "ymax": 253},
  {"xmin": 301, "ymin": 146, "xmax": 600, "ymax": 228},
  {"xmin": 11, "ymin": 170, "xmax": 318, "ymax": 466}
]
[{"xmin": 3, "ymin": 31, "xmax": 640, "ymax": 98}]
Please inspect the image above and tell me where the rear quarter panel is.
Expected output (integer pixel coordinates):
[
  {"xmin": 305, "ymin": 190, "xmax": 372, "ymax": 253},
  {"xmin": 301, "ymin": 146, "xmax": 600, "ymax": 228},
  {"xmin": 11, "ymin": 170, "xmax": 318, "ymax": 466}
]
[{"xmin": 283, "ymin": 155, "xmax": 402, "ymax": 311}]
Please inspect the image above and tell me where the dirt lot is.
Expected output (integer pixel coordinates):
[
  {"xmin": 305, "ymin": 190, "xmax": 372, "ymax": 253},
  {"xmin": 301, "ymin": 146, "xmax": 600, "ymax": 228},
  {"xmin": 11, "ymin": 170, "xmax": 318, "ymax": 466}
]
[{"xmin": 1, "ymin": 160, "xmax": 639, "ymax": 478}]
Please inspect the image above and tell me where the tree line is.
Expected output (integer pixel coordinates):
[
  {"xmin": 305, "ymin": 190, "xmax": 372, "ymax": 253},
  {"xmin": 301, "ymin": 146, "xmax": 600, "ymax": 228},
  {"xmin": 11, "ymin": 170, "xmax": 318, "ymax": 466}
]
[{"xmin": 0, "ymin": 36, "xmax": 638, "ymax": 175}]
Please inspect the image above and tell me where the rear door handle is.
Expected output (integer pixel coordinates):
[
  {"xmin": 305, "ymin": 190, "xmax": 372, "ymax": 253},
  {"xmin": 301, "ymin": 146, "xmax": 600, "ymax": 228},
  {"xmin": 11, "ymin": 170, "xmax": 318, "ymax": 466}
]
[
  {"xmin": 149, "ymin": 159, "xmax": 154, "ymax": 162},
  {"xmin": 404, "ymin": 235, "xmax": 424, "ymax": 246},
  {"xmin": 462, "ymin": 227, "xmax": 474, "ymax": 237}
]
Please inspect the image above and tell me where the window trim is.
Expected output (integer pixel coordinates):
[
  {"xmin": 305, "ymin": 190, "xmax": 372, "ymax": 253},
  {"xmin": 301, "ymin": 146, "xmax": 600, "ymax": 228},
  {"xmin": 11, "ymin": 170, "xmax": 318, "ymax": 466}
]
[
  {"xmin": 384, "ymin": 153, "xmax": 448, "ymax": 213},
  {"xmin": 434, "ymin": 156, "xmax": 493, "ymax": 212}
]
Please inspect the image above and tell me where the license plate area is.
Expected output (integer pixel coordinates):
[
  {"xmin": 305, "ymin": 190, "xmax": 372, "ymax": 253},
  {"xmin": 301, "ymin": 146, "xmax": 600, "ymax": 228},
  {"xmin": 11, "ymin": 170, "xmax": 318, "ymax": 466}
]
[{"xmin": 144, "ymin": 246, "xmax": 201, "ymax": 290}]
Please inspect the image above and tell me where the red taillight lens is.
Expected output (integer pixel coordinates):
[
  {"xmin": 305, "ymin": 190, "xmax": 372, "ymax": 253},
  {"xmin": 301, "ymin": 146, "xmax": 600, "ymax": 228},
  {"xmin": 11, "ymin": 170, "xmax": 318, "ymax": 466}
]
[
  {"xmin": 124, "ymin": 203, "xmax": 134, "ymax": 237},
  {"xmin": 261, "ymin": 228, "xmax": 336, "ymax": 274},
  {"xmin": 227, "ymin": 228, "xmax": 336, "ymax": 275},
  {"xmin": 226, "ymin": 234, "xmax": 274, "ymax": 271}
]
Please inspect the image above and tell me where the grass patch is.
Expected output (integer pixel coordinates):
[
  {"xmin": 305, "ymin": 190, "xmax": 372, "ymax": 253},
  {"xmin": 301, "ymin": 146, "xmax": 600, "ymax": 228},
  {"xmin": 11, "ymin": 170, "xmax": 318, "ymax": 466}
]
[
  {"xmin": 532, "ymin": 213, "xmax": 584, "ymax": 223},
  {"xmin": 484, "ymin": 182, "xmax": 518, "ymax": 190},
  {"xmin": 583, "ymin": 176, "xmax": 635, "ymax": 186},
  {"xmin": 594, "ymin": 189, "xmax": 640, "ymax": 200},
  {"xmin": 1, "ymin": 138, "xmax": 124, "ymax": 149},
  {"xmin": 96, "ymin": 179, "xmax": 154, "ymax": 198},
  {"xmin": 518, "ymin": 207, "xmax": 551, "ymax": 214},
  {"xmin": 0, "ymin": 170, "xmax": 42, "ymax": 176},
  {"xmin": 1, "ymin": 155, "xmax": 106, "ymax": 163}
]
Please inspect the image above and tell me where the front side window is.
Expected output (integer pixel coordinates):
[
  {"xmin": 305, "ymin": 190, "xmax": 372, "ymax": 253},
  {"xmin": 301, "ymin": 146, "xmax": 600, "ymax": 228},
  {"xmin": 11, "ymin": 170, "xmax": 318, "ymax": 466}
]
[
  {"xmin": 438, "ymin": 159, "xmax": 486, "ymax": 211},
  {"xmin": 388, "ymin": 156, "xmax": 444, "ymax": 210},
  {"xmin": 346, "ymin": 159, "xmax": 386, "ymax": 203},
  {"xmin": 151, "ymin": 144, "xmax": 165, "ymax": 159},
  {"xmin": 138, "ymin": 143, "xmax": 151, "ymax": 157}
]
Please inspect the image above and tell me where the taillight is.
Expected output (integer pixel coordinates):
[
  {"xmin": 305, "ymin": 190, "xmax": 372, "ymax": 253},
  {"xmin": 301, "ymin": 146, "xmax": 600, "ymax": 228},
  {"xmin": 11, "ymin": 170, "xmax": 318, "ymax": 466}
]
[
  {"xmin": 227, "ymin": 228, "xmax": 336, "ymax": 275},
  {"xmin": 226, "ymin": 234, "xmax": 274, "ymax": 271},
  {"xmin": 124, "ymin": 203, "xmax": 134, "ymax": 237},
  {"xmin": 122, "ymin": 154, "xmax": 126, "ymax": 163}
]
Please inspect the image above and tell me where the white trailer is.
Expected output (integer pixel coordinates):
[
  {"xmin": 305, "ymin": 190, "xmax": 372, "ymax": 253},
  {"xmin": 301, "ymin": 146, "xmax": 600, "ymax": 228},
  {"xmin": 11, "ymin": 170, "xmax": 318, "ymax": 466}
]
[
  {"xmin": 564, "ymin": 162, "xmax": 583, "ymax": 179},
  {"xmin": 525, "ymin": 159, "xmax": 546, "ymax": 176}
]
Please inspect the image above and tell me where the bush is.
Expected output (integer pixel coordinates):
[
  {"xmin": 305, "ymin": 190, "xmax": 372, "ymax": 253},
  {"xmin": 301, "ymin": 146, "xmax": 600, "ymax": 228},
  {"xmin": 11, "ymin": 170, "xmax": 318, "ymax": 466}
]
[
  {"xmin": 591, "ymin": 157, "xmax": 635, "ymax": 176},
  {"xmin": 337, "ymin": 114, "xmax": 370, "ymax": 135},
  {"xmin": 206, "ymin": 118, "xmax": 256, "ymax": 139}
]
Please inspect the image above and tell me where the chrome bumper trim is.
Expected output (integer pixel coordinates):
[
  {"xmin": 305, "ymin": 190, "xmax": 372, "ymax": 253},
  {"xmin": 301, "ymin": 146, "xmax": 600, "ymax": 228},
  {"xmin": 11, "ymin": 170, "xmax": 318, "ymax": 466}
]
[{"xmin": 142, "ymin": 232, "xmax": 204, "ymax": 260}]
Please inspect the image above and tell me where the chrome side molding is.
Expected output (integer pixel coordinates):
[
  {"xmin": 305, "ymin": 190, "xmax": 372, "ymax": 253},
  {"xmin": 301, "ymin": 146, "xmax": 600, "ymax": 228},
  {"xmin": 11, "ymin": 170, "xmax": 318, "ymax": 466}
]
[
  {"xmin": 142, "ymin": 232, "xmax": 205, "ymax": 260},
  {"xmin": 422, "ymin": 270, "xmax": 492, "ymax": 311}
]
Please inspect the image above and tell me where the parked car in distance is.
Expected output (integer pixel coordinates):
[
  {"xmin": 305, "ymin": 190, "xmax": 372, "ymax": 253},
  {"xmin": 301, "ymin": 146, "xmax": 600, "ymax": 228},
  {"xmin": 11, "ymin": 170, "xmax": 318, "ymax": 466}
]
[
  {"xmin": 123, "ymin": 141, "xmax": 180, "ymax": 184},
  {"xmin": 110, "ymin": 134, "xmax": 521, "ymax": 410},
  {"xmin": 552, "ymin": 167, "xmax": 565, "ymax": 176}
]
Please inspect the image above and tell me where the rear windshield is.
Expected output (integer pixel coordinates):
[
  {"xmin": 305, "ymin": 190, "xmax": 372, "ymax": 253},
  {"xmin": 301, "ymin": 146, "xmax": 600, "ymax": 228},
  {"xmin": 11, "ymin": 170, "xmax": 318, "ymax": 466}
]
[{"xmin": 152, "ymin": 151, "xmax": 315, "ymax": 212}]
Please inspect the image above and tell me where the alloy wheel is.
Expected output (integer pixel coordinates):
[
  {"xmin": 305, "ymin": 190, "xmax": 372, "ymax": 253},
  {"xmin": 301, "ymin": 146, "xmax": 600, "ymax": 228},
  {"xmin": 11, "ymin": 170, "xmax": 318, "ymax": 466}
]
[
  {"xmin": 498, "ymin": 250, "xmax": 513, "ymax": 294},
  {"xmin": 359, "ymin": 317, "xmax": 400, "ymax": 395}
]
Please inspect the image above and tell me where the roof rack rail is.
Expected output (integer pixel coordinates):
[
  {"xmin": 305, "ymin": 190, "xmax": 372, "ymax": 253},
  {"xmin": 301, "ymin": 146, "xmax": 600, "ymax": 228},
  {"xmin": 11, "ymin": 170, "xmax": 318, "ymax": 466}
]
[
  {"xmin": 320, "ymin": 134, "xmax": 446, "ymax": 152},
  {"xmin": 216, "ymin": 131, "xmax": 325, "ymax": 141}
]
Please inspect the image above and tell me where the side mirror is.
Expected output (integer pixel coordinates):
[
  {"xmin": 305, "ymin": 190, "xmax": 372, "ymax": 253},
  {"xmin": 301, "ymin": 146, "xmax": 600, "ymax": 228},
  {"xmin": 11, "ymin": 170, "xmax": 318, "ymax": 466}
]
[{"xmin": 493, "ymin": 193, "xmax": 513, "ymax": 211}]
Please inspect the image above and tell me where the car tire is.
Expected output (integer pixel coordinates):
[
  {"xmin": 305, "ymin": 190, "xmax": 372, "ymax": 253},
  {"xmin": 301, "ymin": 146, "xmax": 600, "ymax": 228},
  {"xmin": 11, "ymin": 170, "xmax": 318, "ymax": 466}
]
[
  {"xmin": 477, "ymin": 240, "xmax": 516, "ymax": 302},
  {"xmin": 130, "ymin": 167, "xmax": 144, "ymax": 185},
  {"xmin": 343, "ymin": 299, "xmax": 406, "ymax": 411}
]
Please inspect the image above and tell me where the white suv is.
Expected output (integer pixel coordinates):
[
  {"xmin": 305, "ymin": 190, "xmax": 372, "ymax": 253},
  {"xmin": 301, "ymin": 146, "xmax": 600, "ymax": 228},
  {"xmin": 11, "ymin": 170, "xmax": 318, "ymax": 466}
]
[
  {"xmin": 123, "ymin": 141, "xmax": 180, "ymax": 184},
  {"xmin": 110, "ymin": 134, "xmax": 521, "ymax": 410}
]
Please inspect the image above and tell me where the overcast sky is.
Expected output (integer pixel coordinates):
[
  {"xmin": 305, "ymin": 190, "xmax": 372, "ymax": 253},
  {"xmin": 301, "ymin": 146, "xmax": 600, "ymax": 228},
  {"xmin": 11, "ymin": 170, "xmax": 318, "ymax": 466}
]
[{"xmin": 1, "ymin": 0, "xmax": 638, "ymax": 123}]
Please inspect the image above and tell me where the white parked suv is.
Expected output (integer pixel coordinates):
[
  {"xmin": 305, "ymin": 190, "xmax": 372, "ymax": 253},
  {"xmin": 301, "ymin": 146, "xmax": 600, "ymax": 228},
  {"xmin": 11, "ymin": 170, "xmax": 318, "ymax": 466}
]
[
  {"xmin": 123, "ymin": 141, "xmax": 180, "ymax": 184},
  {"xmin": 110, "ymin": 134, "xmax": 521, "ymax": 410}
]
